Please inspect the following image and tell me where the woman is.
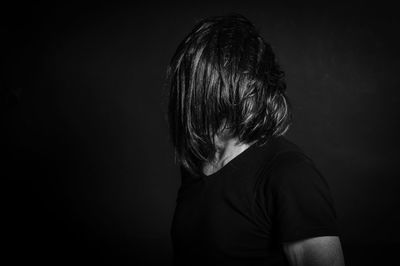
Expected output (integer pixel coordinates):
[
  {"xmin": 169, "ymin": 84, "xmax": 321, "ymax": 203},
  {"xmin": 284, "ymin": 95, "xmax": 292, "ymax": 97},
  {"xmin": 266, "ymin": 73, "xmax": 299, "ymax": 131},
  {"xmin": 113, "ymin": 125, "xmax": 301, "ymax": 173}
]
[{"xmin": 166, "ymin": 14, "xmax": 345, "ymax": 266}]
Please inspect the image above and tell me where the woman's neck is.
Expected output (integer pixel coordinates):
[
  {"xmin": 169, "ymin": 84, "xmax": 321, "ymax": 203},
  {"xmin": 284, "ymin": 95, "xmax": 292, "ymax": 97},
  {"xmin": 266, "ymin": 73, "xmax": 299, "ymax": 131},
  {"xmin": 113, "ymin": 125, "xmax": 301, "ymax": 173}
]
[{"xmin": 202, "ymin": 137, "xmax": 255, "ymax": 176}]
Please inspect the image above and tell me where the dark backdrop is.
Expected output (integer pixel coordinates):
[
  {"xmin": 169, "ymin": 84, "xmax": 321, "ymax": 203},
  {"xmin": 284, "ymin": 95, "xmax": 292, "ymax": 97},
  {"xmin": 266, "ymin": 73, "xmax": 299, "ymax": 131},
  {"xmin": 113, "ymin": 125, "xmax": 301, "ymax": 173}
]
[{"xmin": 2, "ymin": 1, "xmax": 399, "ymax": 265}]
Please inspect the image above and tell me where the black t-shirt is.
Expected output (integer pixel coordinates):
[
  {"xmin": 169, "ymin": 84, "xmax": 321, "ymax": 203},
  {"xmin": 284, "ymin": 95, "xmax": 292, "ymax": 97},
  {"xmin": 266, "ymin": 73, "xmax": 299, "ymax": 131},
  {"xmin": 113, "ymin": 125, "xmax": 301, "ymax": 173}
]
[{"xmin": 171, "ymin": 136, "xmax": 339, "ymax": 266}]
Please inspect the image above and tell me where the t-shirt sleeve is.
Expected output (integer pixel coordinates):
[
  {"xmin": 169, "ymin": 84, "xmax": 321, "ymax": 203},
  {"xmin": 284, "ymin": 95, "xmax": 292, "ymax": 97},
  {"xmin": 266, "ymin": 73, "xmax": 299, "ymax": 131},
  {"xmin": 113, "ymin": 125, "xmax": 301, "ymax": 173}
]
[{"xmin": 266, "ymin": 152, "xmax": 339, "ymax": 243}]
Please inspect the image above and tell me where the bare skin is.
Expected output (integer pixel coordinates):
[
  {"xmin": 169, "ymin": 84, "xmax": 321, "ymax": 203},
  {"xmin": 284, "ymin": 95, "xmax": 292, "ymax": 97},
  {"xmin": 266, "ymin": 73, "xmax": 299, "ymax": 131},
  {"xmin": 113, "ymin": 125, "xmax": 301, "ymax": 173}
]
[
  {"xmin": 203, "ymin": 135, "xmax": 345, "ymax": 266},
  {"xmin": 202, "ymin": 136, "xmax": 254, "ymax": 176},
  {"xmin": 283, "ymin": 236, "xmax": 345, "ymax": 266}
]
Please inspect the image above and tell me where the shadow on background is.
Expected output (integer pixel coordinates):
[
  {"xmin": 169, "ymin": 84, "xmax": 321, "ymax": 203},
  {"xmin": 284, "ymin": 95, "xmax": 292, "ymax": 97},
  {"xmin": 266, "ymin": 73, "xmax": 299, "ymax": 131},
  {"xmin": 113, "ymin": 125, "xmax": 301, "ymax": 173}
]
[{"xmin": 2, "ymin": 1, "xmax": 399, "ymax": 265}]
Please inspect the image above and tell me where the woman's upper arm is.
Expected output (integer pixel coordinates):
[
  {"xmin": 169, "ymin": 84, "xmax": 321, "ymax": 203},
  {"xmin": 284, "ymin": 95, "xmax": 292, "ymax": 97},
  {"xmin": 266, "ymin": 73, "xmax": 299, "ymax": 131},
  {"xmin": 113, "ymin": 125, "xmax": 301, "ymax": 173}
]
[{"xmin": 283, "ymin": 236, "xmax": 345, "ymax": 266}]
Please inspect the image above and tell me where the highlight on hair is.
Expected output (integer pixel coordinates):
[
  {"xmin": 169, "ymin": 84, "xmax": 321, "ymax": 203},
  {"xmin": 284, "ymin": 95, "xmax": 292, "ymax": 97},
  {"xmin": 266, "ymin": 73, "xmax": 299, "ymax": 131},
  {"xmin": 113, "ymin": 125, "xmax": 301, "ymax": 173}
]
[{"xmin": 166, "ymin": 14, "xmax": 292, "ymax": 177}]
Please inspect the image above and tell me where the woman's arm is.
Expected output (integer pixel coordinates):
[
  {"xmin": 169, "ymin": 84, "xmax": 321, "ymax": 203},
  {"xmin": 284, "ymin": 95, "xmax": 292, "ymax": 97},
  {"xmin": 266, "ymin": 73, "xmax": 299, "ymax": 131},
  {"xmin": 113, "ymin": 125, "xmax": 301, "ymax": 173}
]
[{"xmin": 283, "ymin": 236, "xmax": 345, "ymax": 266}]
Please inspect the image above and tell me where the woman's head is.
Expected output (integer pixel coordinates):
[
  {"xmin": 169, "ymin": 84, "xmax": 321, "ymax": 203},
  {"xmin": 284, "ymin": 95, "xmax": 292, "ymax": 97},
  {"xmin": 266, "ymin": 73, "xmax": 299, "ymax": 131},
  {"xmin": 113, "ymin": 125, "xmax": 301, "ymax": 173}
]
[{"xmin": 167, "ymin": 14, "xmax": 291, "ymax": 176}]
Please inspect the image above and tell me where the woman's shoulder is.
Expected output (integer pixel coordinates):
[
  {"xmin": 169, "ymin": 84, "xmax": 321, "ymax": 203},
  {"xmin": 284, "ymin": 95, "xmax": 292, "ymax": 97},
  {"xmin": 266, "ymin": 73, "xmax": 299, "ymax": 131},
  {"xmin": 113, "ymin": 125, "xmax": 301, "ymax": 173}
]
[
  {"xmin": 258, "ymin": 136, "xmax": 312, "ymax": 166},
  {"xmin": 258, "ymin": 136, "xmax": 323, "ymax": 187}
]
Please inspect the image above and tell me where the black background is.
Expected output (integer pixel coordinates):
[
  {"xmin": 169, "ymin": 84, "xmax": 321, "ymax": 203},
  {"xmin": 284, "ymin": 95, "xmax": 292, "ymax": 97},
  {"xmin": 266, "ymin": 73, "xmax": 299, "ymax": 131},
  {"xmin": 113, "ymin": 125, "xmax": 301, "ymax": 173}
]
[{"xmin": 2, "ymin": 1, "xmax": 399, "ymax": 265}]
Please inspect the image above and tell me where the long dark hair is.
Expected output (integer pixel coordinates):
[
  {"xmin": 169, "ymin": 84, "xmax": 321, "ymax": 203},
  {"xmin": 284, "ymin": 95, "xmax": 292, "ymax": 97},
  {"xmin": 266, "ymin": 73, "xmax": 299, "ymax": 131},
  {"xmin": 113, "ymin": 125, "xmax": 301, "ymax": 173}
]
[{"xmin": 166, "ymin": 14, "xmax": 292, "ymax": 177}]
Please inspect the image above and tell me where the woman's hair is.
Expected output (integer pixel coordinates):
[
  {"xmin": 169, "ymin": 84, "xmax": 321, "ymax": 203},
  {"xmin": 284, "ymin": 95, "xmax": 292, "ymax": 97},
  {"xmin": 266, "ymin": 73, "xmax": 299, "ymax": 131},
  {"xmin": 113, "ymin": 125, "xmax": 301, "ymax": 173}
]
[{"xmin": 166, "ymin": 14, "xmax": 292, "ymax": 177}]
